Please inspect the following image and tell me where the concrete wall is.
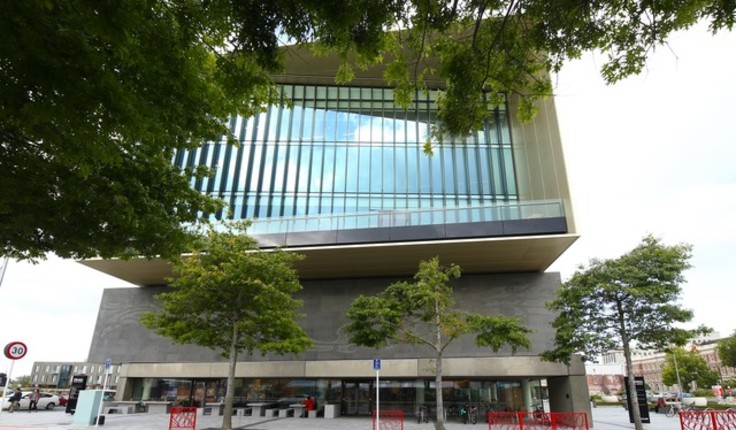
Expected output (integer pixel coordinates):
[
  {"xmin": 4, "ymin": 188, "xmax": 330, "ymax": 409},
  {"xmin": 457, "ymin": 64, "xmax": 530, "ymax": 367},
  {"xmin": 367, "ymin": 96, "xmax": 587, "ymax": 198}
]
[
  {"xmin": 88, "ymin": 272, "xmax": 561, "ymax": 366},
  {"xmin": 548, "ymin": 356, "xmax": 593, "ymax": 425}
]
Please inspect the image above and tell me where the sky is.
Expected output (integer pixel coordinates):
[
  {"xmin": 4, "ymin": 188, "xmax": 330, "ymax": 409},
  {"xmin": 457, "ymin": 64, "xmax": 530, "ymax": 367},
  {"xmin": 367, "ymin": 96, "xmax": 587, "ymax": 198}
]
[{"xmin": 1, "ymin": 25, "xmax": 735, "ymax": 379}]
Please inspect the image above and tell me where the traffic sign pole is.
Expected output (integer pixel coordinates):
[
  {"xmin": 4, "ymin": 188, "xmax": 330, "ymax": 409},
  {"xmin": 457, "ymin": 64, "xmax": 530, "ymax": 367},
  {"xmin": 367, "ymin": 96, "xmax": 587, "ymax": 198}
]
[
  {"xmin": 0, "ymin": 340, "xmax": 27, "ymax": 419},
  {"xmin": 374, "ymin": 359, "xmax": 381, "ymax": 430},
  {"xmin": 95, "ymin": 359, "xmax": 112, "ymax": 428},
  {"xmin": 0, "ymin": 360, "xmax": 14, "ymax": 418}
]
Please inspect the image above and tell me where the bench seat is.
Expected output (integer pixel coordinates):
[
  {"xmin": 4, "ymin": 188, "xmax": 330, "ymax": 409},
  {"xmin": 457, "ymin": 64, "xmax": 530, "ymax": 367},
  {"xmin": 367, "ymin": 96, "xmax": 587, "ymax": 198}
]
[
  {"xmin": 264, "ymin": 408, "xmax": 280, "ymax": 417},
  {"xmin": 278, "ymin": 408, "xmax": 294, "ymax": 417}
]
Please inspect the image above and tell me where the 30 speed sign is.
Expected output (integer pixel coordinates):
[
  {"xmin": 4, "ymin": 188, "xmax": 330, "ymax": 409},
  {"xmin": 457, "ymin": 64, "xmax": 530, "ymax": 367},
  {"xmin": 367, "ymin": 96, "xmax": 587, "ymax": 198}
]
[{"xmin": 3, "ymin": 341, "xmax": 28, "ymax": 360}]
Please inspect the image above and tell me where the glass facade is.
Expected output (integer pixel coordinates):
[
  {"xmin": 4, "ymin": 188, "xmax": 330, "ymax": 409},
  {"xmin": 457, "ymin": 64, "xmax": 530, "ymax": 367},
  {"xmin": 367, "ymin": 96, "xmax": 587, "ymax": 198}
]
[
  {"xmin": 173, "ymin": 84, "xmax": 517, "ymax": 223},
  {"xmin": 128, "ymin": 376, "xmax": 546, "ymax": 417}
]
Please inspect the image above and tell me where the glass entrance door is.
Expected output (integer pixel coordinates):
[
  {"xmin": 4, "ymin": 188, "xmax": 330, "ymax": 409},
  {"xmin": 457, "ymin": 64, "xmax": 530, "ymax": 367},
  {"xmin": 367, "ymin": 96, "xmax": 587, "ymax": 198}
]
[
  {"xmin": 342, "ymin": 380, "xmax": 373, "ymax": 415},
  {"xmin": 191, "ymin": 380, "xmax": 221, "ymax": 408}
]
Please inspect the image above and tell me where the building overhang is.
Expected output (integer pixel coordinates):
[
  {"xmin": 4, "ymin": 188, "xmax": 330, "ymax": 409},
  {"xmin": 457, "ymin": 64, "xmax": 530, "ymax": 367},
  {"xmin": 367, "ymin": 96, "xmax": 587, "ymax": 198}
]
[{"xmin": 79, "ymin": 233, "xmax": 578, "ymax": 286}]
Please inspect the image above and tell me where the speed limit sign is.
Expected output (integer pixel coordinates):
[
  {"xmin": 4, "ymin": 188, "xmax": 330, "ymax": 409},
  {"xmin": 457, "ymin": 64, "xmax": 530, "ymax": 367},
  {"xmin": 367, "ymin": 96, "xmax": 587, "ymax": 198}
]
[{"xmin": 3, "ymin": 341, "xmax": 28, "ymax": 360}]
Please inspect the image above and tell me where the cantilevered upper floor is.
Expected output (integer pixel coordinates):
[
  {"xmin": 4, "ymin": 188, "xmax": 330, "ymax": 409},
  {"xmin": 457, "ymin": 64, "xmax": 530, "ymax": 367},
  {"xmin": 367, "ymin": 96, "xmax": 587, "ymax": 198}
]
[{"xmin": 81, "ymin": 48, "xmax": 577, "ymax": 284}]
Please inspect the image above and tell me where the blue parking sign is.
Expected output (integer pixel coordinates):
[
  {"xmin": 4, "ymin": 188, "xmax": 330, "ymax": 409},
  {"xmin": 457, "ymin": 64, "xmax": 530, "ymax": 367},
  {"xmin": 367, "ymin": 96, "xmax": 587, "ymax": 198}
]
[{"xmin": 373, "ymin": 359, "xmax": 381, "ymax": 370}]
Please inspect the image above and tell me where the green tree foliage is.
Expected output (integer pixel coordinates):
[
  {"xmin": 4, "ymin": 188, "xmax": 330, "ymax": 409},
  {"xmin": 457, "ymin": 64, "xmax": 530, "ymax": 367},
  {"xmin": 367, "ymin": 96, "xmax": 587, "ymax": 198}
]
[
  {"xmin": 345, "ymin": 257, "xmax": 530, "ymax": 430},
  {"xmin": 662, "ymin": 347, "xmax": 720, "ymax": 392},
  {"xmin": 4, "ymin": 1, "xmax": 735, "ymax": 260},
  {"xmin": 543, "ymin": 235, "xmax": 709, "ymax": 430},
  {"xmin": 10, "ymin": 375, "xmax": 30, "ymax": 388},
  {"xmin": 0, "ymin": 1, "xmax": 277, "ymax": 261},
  {"xmin": 718, "ymin": 331, "xmax": 736, "ymax": 368},
  {"xmin": 140, "ymin": 222, "xmax": 312, "ymax": 430}
]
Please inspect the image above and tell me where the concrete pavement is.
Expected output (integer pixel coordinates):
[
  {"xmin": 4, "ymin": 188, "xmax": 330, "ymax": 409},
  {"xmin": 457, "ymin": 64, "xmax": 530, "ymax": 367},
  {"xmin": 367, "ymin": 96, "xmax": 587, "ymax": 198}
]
[{"xmin": 0, "ymin": 406, "xmax": 684, "ymax": 430}]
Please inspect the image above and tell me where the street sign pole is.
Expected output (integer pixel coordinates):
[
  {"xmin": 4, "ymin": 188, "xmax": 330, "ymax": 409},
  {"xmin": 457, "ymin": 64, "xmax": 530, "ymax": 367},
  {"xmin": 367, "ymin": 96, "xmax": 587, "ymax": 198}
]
[
  {"xmin": 374, "ymin": 359, "xmax": 381, "ymax": 430},
  {"xmin": 0, "ymin": 360, "xmax": 14, "ymax": 418},
  {"xmin": 1, "ymin": 341, "xmax": 27, "ymax": 418},
  {"xmin": 95, "ymin": 359, "xmax": 111, "ymax": 428},
  {"xmin": 102, "ymin": 359, "xmax": 110, "ymax": 392}
]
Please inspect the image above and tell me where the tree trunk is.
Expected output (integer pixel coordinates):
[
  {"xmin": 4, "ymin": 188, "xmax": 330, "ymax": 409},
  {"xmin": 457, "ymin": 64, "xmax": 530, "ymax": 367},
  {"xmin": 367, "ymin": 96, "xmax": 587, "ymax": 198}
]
[
  {"xmin": 221, "ymin": 326, "xmax": 239, "ymax": 430},
  {"xmin": 434, "ymin": 295, "xmax": 446, "ymax": 430},
  {"xmin": 434, "ymin": 349, "xmax": 445, "ymax": 430},
  {"xmin": 623, "ymin": 342, "xmax": 643, "ymax": 430}
]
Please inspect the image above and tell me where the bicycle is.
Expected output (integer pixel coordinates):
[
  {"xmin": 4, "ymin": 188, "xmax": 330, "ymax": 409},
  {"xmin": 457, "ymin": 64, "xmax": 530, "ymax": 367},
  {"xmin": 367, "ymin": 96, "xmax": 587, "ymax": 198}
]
[
  {"xmin": 665, "ymin": 403, "xmax": 680, "ymax": 417},
  {"xmin": 467, "ymin": 404, "xmax": 478, "ymax": 424},
  {"xmin": 458, "ymin": 403, "xmax": 477, "ymax": 424}
]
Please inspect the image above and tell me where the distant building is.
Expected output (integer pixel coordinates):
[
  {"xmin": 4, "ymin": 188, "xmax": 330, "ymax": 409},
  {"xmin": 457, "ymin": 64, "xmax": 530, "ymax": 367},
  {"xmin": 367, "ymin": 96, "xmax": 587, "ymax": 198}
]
[
  {"xmin": 587, "ymin": 332, "xmax": 736, "ymax": 395},
  {"xmin": 586, "ymin": 363, "xmax": 625, "ymax": 396},
  {"xmin": 30, "ymin": 361, "xmax": 119, "ymax": 391}
]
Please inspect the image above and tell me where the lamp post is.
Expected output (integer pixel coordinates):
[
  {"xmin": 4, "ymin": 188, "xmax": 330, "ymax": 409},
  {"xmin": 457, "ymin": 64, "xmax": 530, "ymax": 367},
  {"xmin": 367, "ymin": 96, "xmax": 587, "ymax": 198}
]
[{"xmin": 673, "ymin": 350, "xmax": 683, "ymax": 398}]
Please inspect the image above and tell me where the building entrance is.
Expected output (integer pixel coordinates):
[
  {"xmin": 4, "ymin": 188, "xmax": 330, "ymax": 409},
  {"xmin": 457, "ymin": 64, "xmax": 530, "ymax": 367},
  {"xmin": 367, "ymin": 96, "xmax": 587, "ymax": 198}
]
[
  {"xmin": 342, "ymin": 380, "xmax": 373, "ymax": 415},
  {"xmin": 191, "ymin": 379, "xmax": 220, "ymax": 408}
]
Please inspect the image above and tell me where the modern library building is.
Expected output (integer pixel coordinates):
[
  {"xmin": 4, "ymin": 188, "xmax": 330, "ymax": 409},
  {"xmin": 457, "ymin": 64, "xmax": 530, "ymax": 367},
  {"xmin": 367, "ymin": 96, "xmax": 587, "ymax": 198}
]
[{"xmin": 81, "ymin": 45, "xmax": 588, "ymax": 417}]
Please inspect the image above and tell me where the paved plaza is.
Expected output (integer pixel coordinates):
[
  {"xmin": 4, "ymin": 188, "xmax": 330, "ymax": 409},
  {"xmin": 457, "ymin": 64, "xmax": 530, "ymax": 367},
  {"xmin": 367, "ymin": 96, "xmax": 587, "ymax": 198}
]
[{"xmin": 0, "ymin": 406, "xmax": 686, "ymax": 430}]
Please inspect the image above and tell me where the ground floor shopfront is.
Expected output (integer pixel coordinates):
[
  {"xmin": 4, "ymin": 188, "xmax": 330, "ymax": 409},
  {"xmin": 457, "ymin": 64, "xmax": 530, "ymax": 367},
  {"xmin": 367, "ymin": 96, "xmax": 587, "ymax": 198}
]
[
  {"xmin": 113, "ymin": 356, "xmax": 591, "ymax": 418},
  {"xmin": 125, "ymin": 375, "xmax": 546, "ymax": 416}
]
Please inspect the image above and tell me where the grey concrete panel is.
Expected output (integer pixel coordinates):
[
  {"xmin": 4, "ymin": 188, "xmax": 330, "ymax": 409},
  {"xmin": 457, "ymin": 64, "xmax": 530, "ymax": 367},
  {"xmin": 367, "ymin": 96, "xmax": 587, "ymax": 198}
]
[
  {"xmin": 336, "ymin": 227, "xmax": 391, "ymax": 243},
  {"xmin": 88, "ymin": 272, "xmax": 561, "ymax": 366},
  {"xmin": 120, "ymin": 356, "xmax": 573, "ymax": 379},
  {"xmin": 548, "ymin": 373, "xmax": 593, "ymax": 420},
  {"xmin": 389, "ymin": 225, "xmax": 446, "ymax": 241},
  {"xmin": 254, "ymin": 219, "xmax": 567, "ymax": 250},
  {"xmin": 87, "ymin": 288, "xmax": 221, "ymax": 364},
  {"xmin": 503, "ymin": 217, "xmax": 567, "ymax": 235},
  {"xmin": 445, "ymin": 221, "xmax": 504, "ymax": 238},
  {"xmin": 286, "ymin": 230, "xmax": 339, "ymax": 246}
]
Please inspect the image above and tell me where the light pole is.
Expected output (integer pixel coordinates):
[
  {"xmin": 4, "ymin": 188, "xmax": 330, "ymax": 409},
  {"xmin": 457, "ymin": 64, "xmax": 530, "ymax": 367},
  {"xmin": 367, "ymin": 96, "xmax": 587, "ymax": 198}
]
[
  {"xmin": 0, "ymin": 256, "xmax": 9, "ymax": 289},
  {"xmin": 672, "ymin": 350, "xmax": 683, "ymax": 398}
]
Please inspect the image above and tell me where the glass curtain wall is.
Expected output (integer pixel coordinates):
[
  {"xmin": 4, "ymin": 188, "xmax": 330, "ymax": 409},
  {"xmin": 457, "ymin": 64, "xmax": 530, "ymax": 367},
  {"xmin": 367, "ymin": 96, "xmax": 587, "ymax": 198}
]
[
  {"xmin": 173, "ymin": 85, "xmax": 517, "ymax": 222},
  {"xmin": 128, "ymin": 376, "xmax": 530, "ymax": 415}
]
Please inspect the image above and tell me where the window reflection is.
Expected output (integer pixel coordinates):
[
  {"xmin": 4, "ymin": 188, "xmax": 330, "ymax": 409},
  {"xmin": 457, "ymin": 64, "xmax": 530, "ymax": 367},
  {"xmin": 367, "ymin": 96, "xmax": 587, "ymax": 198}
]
[{"xmin": 174, "ymin": 84, "xmax": 514, "ymax": 221}]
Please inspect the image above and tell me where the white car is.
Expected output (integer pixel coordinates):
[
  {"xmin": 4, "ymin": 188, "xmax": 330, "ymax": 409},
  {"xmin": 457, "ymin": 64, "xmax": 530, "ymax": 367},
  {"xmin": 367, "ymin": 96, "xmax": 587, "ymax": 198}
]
[{"xmin": 1, "ymin": 392, "xmax": 60, "ymax": 410}]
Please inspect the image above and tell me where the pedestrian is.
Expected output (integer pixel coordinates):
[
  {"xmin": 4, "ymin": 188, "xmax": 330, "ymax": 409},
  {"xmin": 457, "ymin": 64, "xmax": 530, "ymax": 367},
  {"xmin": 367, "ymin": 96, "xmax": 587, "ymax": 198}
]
[
  {"xmin": 9, "ymin": 387, "xmax": 22, "ymax": 412},
  {"xmin": 29, "ymin": 388, "xmax": 40, "ymax": 412},
  {"xmin": 303, "ymin": 395, "xmax": 315, "ymax": 417}
]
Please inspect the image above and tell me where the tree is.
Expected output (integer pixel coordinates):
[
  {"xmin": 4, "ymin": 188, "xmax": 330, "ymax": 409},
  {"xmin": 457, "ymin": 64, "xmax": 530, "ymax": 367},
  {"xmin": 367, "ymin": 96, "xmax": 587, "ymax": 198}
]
[
  {"xmin": 662, "ymin": 347, "xmax": 720, "ymax": 392},
  {"xmin": 5, "ymin": 1, "xmax": 735, "ymax": 260},
  {"xmin": 1, "ymin": 1, "xmax": 277, "ymax": 261},
  {"xmin": 717, "ymin": 331, "xmax": 736, "ymax": 368},
  {"xmin": 140, "ymin": 222, "xmax": 312, "ymax": 430},
  {"xmin": 10, "ymin": 375, "xmax": 30, "ymax": 388},
  {"xmin": 345, "ymin": 257, "xmax": 531, "ymax": 430},
  {"xmin": 543, "ymin": 235, "xmax": 709, "ymax": 430}
]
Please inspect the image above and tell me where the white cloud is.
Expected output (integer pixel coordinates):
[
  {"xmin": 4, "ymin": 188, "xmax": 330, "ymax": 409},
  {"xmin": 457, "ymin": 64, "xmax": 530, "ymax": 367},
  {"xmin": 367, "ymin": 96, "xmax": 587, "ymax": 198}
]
[{"xmin": 549, "ymin": 24, "xmax": 736, "ymax": 338}]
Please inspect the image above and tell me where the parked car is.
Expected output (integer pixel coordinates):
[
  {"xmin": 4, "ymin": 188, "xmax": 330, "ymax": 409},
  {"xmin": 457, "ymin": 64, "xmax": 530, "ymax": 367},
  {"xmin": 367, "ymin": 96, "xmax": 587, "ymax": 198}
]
[
  {"xmin": 647, "ymin": 392, "xmax": 675, "ymax": 402},
  {"xmin": 1, "ymin": 391, "xmax": 60, "ymax": 410}
]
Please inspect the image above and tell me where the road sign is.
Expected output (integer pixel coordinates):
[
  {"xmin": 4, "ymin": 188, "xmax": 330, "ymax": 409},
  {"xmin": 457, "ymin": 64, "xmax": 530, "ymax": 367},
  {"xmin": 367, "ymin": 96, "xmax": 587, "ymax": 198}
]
[
  {"xmin": 105, "ymin": 359, "xmax": 111, "ymax": 370},
  {"xmin": 3, "ymin": 341, "xmax": 27, "ymax": 360},
  {"xmin": 373, "ymin": 359, "xmax": 381, "ymax": 370}
]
